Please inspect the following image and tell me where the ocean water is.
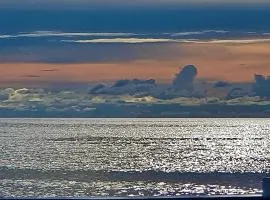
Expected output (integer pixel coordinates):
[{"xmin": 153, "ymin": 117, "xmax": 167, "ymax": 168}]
[{"xmin": 0, "ymin": 118, "xmax": 269, "ymax": 197}]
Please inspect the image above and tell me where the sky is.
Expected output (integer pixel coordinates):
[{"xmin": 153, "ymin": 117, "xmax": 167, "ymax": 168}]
[
  {"xmin": 0, "ymin": 0, "xmax": 270, "ymax": 86},
  {"xmin": 1, "ymin": 42, "xmax": 270, "ymax": 85},
  {"xmin": 1, "ymin": 0, "xmax": 270, "ymax": 8},
  {"xmin": 0, "ymin": 0, "xmax": 270, "ymax": 117}
]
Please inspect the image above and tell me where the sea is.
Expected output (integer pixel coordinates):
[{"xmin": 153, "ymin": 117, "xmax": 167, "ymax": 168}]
[
  {"xmin": 1, "ymin": 118, "xmax": 269, "ymax": 197},
  {"xmin": 1, "ymin": 5, "xmax": 270, "ymax": 198}
]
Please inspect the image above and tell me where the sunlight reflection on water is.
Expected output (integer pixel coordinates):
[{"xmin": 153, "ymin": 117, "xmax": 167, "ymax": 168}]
[{"xmin": 0, "ymin": 118, "xmax": 269, "ymax": 197}]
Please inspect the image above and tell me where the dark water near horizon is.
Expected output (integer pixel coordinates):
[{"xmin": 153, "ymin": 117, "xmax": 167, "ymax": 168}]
[{"xmin": 1, "ymin": 118, "xmax": 269, "ymax": 197}]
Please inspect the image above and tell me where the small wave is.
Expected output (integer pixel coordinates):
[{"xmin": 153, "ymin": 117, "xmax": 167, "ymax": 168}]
[
  {"xmin": 49, "ymin": 136, "xmax": 261, "ymax": 142},
  {"xmin": 0, "ymin": 167, "xmax": 267, "ymax": 188}
]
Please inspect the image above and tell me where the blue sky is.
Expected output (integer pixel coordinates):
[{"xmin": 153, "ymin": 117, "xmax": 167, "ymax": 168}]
[{"xmin": 1, "ymin": 0, "xmax": 270, "ymax": 8}]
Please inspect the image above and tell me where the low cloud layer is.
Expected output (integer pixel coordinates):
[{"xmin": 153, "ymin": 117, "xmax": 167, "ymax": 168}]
[
  {"xmin": 0, "ymin": 65, "xmax": 269, "ymax": 117},
  {"xmin": 88, "ymin": 65, "xmax": 246, "ymax": 100},
  {"xmin": 253, "ymin": 75, "xmax": 270, "ymax": 98},
  {"xmin": 90, "ymin": 79, "xmax": 157, "ymax": 96},
  {"xmin": 88, "ymin": 65, "xmax": 199, "ymax": 98}
]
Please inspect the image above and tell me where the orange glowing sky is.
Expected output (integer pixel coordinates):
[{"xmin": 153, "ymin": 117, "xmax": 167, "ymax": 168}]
[{"xmin": 1, "ymin": 42, "xmax": 270, "ymax": 87}]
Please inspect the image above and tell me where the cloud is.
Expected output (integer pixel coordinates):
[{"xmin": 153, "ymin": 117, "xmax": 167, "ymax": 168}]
[
  {"xmin": 190, "ymin": 39, "xmax": 270, "ymax": 44},
  {"xmin": 1, "ymin": 30, "xmax": 267, "ymax": 41},
  {"xmin": 24, "ymin": 75, "xmax": 41, "ymax": 78},
  {"xmin": 89, "ymin": 79, "xmax": 157, "ymax": 95},
  {"xmin": 112, "ymin": 79, "xmax": 131, "ymax": 88},
  {"xmin": 89, "ymin": 84, "xmax": 106, "ymax": 94},
  {"xmin": 172, "ymin": 65, "xmax": 198, "ymax": 91},
  {"xmin": 62, "ymin": 38, "xmax": 177, "ymax": 44},
  {"xmin": 253, "ymin": 74, "xmax": 270, "ymax": 98},
  {"xmin": 227, "ymin": 87, "xmax": 248, "ymax": 99},
  {"xmin": 60, "ymin": 37, "xmax": 270, "ymax": 45},
  {"xmin": 170, "ymin": 30, "xmax": 228, "ymax": 37},
  {"xmin": 88, "ymin": 65, "xmax": 207, "ymax": 99},
  {"xmin": 4, "ymin": 88, "xmax": 46, "ymax": 103},
  {"xmin": 214, "ymin": 81, "xmax": 230, "ymax": 88},
  {"xmin": 41, "ymin": 69, "xmax": 59, "ymax": 72},
  {"xmin": 0, "ymin": 32, "xmax": 138, "ymax": 39},
  {"xmin": 112, "ymin": 79, "xmax": 156, "ymax": 88},
  {"xmin": 0, "ymin": 76, "xmax": 269, "ymax": 117},
  {"xmin": 0, "ymin": 88, "xmax": 14, "ymax": 101},
  {"xmin": 0, "ymin": 64, "xmax": 269, "ymax": 117},
  {"xmin": 2, "ymin": 30, "xmax": 270, "ymax": 48}
]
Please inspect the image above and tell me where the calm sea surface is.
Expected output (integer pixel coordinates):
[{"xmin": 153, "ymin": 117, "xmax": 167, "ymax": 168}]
[{"xmin": 1, "ymin": 118, "xmax": 270, "ymax": 197}]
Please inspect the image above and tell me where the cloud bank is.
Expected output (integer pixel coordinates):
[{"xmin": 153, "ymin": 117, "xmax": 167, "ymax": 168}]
[
  {"xmin": 253, "ymin": 75, "xmax": 270, "ymax": 98},
  {"xmin": 0, "ymin": 64, "xmax": 270, "ymax": 117}
]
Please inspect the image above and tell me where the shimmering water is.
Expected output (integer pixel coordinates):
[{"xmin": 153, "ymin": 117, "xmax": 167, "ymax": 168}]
[{"xmin": 1, "ymin": 118, "xmax": 269, "ymax": 197}]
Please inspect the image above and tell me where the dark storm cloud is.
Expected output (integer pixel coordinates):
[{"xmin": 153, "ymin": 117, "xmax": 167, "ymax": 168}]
[
  {"xmin": 172, "ymin": 65, "xmax": 198, "ymax": 91},
  {"xmin": 88, "ymin": 65, "xmax": 205, "ymax": 99},
  {"xmin": 89, "ymin": 78, "xmax": 157, "ymax": 95},
  {"xmin": 214, "ymin": 81, "xmax": 230, "ymax": 88},
  {"xmin": 112, "ymin": 79, "xmax": 156, "ymax": 88}
]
